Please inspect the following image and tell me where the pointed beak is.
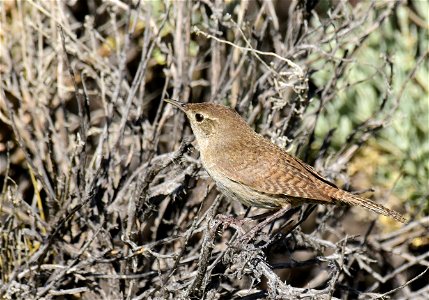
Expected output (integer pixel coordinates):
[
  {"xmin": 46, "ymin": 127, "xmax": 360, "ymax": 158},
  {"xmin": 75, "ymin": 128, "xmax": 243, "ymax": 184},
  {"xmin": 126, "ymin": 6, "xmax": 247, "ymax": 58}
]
[{"xmin": 163, "ymin": 98, "xmax": 187, "ymax": 112}]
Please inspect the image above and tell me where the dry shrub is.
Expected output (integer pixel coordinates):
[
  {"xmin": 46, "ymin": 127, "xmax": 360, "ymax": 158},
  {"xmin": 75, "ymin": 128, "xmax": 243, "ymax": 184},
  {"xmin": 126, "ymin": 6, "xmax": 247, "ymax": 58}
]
[{"xmin": 1, "ymin": 1, "xmax": 428, "ymax": 299}]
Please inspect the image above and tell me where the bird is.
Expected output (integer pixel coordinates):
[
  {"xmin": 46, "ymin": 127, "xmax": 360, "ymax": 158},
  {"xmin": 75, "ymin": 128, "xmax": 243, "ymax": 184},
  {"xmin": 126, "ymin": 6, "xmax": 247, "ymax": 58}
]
[{"xmin": 164, "ymin": 99, "xmax": 406, "ymax": 224}]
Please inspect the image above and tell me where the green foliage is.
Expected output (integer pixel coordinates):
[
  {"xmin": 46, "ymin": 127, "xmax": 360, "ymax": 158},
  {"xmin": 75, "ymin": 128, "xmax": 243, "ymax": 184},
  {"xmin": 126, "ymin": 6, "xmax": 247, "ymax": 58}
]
[{"xmin": 312, "ymin": 4, "xmax": 428, "ymax": 213}]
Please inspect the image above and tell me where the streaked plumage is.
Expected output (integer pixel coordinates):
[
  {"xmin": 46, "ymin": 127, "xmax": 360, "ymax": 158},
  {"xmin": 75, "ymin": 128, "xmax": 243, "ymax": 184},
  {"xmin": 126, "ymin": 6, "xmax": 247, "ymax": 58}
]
[{"xmin": 166, "ymin": 100, "xmax": 406, "ymax": 223}]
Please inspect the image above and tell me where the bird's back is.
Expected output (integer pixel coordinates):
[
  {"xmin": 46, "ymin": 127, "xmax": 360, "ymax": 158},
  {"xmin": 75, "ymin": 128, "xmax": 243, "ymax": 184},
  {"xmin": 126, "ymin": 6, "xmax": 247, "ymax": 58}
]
[{"xmin": 202, "ymin": 129, "xmax": 335, "ymax": 204}]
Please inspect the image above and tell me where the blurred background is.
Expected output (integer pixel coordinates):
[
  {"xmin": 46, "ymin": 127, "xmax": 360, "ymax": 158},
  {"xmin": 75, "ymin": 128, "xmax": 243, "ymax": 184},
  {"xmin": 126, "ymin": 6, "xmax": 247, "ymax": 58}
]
[{"xmin": 1, "ymin": 0, "xmax": 428, "ymax": 299}]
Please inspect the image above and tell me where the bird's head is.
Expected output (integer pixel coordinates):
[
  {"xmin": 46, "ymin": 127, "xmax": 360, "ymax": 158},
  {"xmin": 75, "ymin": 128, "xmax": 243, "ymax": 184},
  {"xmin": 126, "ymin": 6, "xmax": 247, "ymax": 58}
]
[{"xmin": 164, "ymin": 99, "xmax": 249, "ymax": 147}]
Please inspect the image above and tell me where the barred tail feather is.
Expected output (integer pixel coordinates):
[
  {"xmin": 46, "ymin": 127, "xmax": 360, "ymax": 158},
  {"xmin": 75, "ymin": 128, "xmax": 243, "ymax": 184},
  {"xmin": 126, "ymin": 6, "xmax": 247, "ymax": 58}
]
[{"xmin": 335, "ymin": 191, "xmax": 407, "ymax": 223}]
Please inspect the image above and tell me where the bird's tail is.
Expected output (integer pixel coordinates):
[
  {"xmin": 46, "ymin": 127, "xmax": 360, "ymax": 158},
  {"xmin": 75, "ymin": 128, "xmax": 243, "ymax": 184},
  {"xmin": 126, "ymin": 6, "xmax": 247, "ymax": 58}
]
[{"xmin": 331, "ymin": 190, "xmax": 406, "ymax": 223}]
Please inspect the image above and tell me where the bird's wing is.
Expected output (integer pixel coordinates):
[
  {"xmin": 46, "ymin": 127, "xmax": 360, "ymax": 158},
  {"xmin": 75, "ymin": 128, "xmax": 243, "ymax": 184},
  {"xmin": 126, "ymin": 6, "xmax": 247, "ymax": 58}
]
[{"xmin": 210, "ymin": 136, "xmax": 334, "ymax": 202}]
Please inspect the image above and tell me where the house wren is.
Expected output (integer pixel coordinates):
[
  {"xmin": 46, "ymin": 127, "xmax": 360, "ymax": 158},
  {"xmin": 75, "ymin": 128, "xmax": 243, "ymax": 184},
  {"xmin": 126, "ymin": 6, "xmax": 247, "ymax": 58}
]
[{"xmin": 165, "ymin": 99, "xmax": 406, "ymax": 223}]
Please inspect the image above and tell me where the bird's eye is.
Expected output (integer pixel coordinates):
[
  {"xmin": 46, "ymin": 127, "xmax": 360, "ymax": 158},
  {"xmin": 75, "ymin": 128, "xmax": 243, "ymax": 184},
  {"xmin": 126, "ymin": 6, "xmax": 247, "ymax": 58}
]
[{"xmin": 195, "ymin": 113, "xmax": 204, "ymax": 122}]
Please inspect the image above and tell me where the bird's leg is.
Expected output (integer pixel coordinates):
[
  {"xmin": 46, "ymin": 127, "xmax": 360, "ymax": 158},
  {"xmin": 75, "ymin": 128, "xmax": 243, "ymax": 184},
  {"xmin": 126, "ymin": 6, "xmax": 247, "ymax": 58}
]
[
  {"xmin": 216, "ymin": 208, "xmax": 275, "ymax": 238},
  {"xmin": 238, "ymin": 207, "xmax": 271, "ymax": 221},
  {"xmin": 249, "ymin": 210, "xmax": 278, "ymax": 221},
  {"xmin": 215, "ymin": 214, "xmax": 247, "ymax": 234},
  {"xmin": 243, "ymin": 207, "xmax": 251, "ymax": 218},
  {"xmin": 217, "ymin": 206, "xmax": 294, "ymax": 239},
  {"xmin": 238, "ymin": 204, "xmax": 292, "ymax": 243},
  {"xmin": 262, "ymin": 205, "xmax": 314, "ymax": 247},
  {"xmin": 231, "ymin": 206, "xmax": 251, "ymax": 221}
]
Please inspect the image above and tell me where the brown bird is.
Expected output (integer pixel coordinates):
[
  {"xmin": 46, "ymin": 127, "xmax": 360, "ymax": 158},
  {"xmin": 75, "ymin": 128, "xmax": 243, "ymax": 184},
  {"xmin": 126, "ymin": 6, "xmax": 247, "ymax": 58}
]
[{"xmin": 165, "ymin": 99, "xmax": 406, "ymax": 224}]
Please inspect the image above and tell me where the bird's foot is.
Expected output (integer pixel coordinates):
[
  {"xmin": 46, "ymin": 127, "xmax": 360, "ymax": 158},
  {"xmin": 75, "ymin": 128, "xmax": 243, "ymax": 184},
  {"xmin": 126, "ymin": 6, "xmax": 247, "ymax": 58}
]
[{"xmin": 215, "ymin": 214, "xmax": 247, "ymax": 235}]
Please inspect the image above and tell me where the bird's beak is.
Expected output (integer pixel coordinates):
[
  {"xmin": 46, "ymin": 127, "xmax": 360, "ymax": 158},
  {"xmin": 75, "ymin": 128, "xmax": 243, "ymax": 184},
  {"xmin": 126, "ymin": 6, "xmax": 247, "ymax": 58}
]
[{"xmin": 163, "ymin": 98, "xmax": 187, "ymax": 112}]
